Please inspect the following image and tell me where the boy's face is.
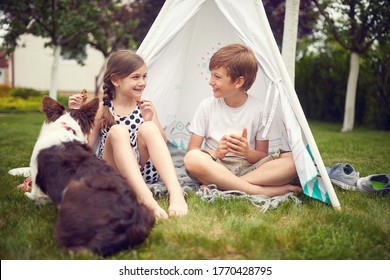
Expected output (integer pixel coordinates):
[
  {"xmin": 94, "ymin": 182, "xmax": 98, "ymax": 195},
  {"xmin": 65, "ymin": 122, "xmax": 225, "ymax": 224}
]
[{"xmin": 209, "ymin": 67, "xmax": 236, "ymax": 98}]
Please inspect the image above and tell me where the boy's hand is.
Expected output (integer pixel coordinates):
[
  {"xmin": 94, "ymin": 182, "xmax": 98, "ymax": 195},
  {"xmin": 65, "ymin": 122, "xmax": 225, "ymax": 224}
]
[
  {"xmin": 215, "ymin": 135, "xmax": 229, "ymax": 159},
  {"xmin": 226, "ymin": 128, "xmax": 250, "ymax": 157}
]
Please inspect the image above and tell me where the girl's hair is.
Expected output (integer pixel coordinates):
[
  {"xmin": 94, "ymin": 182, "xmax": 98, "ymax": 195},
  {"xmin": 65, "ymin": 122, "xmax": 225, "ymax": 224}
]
[
  {"xmin": 100, "ymin": 50, "xmax": 145, "ymax": 129},
  {"xmin": 209, "ymin": 44, "xmax": 258, "ymax": 91}
]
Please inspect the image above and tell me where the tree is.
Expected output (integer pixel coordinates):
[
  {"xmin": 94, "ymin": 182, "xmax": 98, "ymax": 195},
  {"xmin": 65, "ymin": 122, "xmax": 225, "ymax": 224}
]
[
  {"xmin": 127, "ymin": 0, "xmax": 165, "ymax": 47},
  {"xmin": 0, "ymin": 0, "xmax": 106, "ymax": 99},
  {"xmin": 87, "ymin": 1, "xmax": 138, "ymax": 96},
  {"xmin": 312, "ymin": 0, "xmax": 390, "ymax": 132},
  {"xmin": 87, "ymin": 0, "xmax": 164, "ymax": 96},
  {"xmin": 282, "ymin": 0, "xmax": 301, "ymax": 85}
]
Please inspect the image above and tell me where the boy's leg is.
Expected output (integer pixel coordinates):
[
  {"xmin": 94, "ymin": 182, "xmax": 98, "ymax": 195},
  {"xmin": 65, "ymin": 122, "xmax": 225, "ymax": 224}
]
[
  {"xmin": 103, "ymin": 124, "xmax": 169, "ymax": 220},
  {"xmin": 241, "ymin": 152, "xmax": 299, "ymax": 187},
  {"xmin": 137, "ymin": 121, "xmax": 188, "ymax": 217},
  {"xmin": 184, "ymin": 149, "xmax": 296, "ymax": 196}
]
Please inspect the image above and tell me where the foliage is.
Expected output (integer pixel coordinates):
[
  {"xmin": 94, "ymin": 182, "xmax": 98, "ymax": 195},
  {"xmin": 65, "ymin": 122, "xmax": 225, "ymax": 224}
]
[
  {"xmin": 0, "ymin": 88, "xmax": 68, "ymax": 113},
  {"xmin": 127, "ymin": 0, "xmax": 165, "ymax": 48},
  {"xmin": 296, "ymin": 39, "xmax": 390, "ymax": 130},
  {"xmin": 362, "ymin": 40, "xmax": 390, "ymax": 129},
  {"xmin": 0, "ymin": 0, "xmax": 107, "ymax": 65},
  {"xmin": 303, "ymin": 0, "xmax": 389, "ymax": 131},
  {"xmin": 262, "ymin": 0, "xmax": 320, "ymax": 47},
  {"xmin": 1, "ymin": 114, "xmax": 389, "ymax": 260},
  {"xmin": 9, "ymin": 87, "xmax": 43, "ymax": 99},
  {"xmin": 312, "ymin": 0, "xmax": 390, "ymax": 54},
  {"xmin": 87, "ymin": 0, "xmax": 138, "ymax": 57},
  {"xmin": 296, "ymin": 43, "xmax": 350, "ymax": 123},
  {"xmin": 0, "ymin": 83, "xmax": 12, "ymax": 97},
  {"xmin": 0, "ymin": 96, "xmax": 42, "ymax": 113}
]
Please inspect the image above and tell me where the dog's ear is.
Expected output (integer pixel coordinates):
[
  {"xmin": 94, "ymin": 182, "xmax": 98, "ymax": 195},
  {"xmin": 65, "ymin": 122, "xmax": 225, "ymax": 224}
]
[
  {"xmin": 41, "ymin": 96, "xmax": 66, "ymax": 122},
  {"xmin": 80, "ymin": 98, "xmax": 99, "ymax": 115},
  {"xmin": 71, "ymin": 98, "xmax": 100, "ymax": 135}
]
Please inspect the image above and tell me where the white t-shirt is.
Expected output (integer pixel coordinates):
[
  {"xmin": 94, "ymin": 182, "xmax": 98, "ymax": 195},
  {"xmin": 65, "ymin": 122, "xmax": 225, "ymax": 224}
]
[{"xmin": 189, "ymin": 95, "xmax": 267, "ymax": 151}]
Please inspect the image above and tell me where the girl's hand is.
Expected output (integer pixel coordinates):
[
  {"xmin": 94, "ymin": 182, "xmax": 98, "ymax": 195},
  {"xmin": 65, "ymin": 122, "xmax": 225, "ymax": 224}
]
[
  {"xmin": 68, "ymin": 90, "xmax": 87, "ymax": 109},
  {"xmin": 226, "ymin": 128, "xmax": 250, "ymax": 158},
  {"xmin": 138, "ymin": 98, "xmax": 155, "ymax": 121}
]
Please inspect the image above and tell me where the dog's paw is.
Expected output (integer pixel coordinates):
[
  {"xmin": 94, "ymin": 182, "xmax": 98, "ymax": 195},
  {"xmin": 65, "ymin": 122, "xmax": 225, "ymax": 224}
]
[{"xmin": 25, "ymin": 192, "xmax": 50, "ymax": 205}]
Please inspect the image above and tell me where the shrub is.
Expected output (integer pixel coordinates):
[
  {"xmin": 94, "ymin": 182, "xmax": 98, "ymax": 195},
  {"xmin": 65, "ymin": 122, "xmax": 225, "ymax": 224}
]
[
  {"xmin": 0, "ymin": 96, "xmax": 42, "ymax": 113},
  {"xmin": 0, "ymin": 84, "xmax": 12, "ymax": 97},
  {"xmin": 9, "ymin": 87, "xmax": 43, "ymax": 99}
]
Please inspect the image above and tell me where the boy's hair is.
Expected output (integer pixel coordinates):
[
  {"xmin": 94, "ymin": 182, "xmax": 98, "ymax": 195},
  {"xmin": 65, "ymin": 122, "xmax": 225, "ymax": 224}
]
[
  {"xmin": 101, "ymin": 50, "xmax": 145, "ymax": 128},
  {"xmin": 209, "ymin": 44, "xmax": 258, "ymax": 91}
]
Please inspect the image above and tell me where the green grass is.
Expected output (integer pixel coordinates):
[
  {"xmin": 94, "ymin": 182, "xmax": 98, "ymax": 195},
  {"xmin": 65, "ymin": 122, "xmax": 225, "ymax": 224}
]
[{"xmin": 1, "ymin": 114, "xmax": 389, "ymax": 260}]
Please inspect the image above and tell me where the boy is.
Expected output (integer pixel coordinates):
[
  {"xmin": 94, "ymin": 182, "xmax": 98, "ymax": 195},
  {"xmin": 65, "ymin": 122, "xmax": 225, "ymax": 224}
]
[{"xmin": 184, "ymin": 44, "xmax": 301, "ymax": 197}]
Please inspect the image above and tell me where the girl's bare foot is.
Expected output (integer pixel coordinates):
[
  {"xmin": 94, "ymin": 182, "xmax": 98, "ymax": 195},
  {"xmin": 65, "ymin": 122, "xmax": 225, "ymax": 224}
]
[
  {"xmin": 168, "ymin": 192, "xmax": 188, "ymax": 217},
  {"xmin": 140, "ymin": 197, "xmax": 169, "ymax": 220},
  {"xmin": 152, "ymin": 206, "xmax": 169, "ymax": 220}
]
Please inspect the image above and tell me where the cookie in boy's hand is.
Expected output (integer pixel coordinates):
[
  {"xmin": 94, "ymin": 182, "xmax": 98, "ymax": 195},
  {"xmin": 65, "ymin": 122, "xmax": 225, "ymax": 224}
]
[{"xmin": 135, "ymin": 96, "xmax": 141, "ymax": 105}]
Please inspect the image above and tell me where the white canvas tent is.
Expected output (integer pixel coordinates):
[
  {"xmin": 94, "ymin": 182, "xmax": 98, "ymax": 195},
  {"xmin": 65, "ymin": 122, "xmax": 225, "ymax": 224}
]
[{"xmin": 137, "ymin": 0, "xmax": 340, "ymax": 208}]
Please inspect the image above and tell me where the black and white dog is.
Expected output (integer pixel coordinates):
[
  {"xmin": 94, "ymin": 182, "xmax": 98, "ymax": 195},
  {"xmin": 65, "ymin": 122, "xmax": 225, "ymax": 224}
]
[{"xmin": 26, "ymin": 96, "xmax": 155, "ymax": 256}]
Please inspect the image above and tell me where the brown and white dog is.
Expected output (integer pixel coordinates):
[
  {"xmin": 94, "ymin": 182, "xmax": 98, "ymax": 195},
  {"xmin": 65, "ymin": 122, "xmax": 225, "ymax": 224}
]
[{"xmin": 26, "ymin": 96, "xmax": 155, "ymax": 256}]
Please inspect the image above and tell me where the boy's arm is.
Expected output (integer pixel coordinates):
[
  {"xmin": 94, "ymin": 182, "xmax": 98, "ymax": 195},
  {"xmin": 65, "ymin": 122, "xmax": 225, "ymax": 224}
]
[
  {"xmin": 187, "ymin": 133, "xmax": 204, "ymax": 151},
  {"xmin": 187, "ymin": 133, "xmax": 228, "ymax": 159},
  {"xmin": 248, "ymin": 139, "xmax": 269, "ymax": 163}
]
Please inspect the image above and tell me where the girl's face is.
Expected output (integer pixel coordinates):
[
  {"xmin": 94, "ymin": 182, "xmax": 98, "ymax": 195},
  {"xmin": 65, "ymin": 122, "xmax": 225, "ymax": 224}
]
[
  {"xmin": 208, "ymin": 67, "xmax": 237, "ymax": 98},
  {"xmin": 115, "ymin": 64, "xmax": 147, "ymax": 98}
]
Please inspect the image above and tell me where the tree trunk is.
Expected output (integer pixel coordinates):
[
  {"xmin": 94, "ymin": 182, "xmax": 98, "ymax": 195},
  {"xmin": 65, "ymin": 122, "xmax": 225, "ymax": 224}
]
[
  {"xmin": 49, "ymin": 45, "xmax": 61, "ymax": 100},
  {"xmin": 94, "ymin": 57, "xmax": 108, "ymax": 97},
  {"xmin": 341, "ymin": 52, "xmax": 360, "ymax": 132},
  {"xmin": 281, "ymin": 0, "xmax": 300, "ymax": 86}
]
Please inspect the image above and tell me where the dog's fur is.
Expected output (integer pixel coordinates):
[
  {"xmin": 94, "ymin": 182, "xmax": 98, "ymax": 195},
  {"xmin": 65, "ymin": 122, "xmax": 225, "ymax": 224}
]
[
  {"xmin": 27, "ymin": 96, "xmax": 155, "ymax": 256},
  {"xmin": 26, "ymin": 96, "xmax": 99, "ymax": 203}
]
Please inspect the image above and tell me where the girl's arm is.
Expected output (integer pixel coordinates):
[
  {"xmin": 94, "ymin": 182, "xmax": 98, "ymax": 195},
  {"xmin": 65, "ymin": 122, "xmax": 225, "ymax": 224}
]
[
  {"xmin": 151, "ymin": 112, "xmax": 167, "ymax": 142},
  {"xmin": 139, "ymin": 98, "xmax": 167, "ymax": 142},
  {"xmin": 87, "ymin": 103, "xmax": 103, "ymax": 148}
]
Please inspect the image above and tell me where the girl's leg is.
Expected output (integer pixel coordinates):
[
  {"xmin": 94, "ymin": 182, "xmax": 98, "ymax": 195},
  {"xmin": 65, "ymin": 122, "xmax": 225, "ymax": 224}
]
[
  {"xmin": 137, "ymin": 122, "xmax": 188, "ymax": 217},
  {"xmin": 103, "ymin": 125, "xmax": 168, "ymax": 220},
  {"xmin": 184, "ymin": 149, "xmax": 298, "ymax": 196}
]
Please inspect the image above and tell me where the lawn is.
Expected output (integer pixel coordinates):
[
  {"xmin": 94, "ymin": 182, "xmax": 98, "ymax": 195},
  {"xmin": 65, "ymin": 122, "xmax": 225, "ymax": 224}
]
[{"xmin": 1, "ymin": 113, "xmax": 389, "ymax": 260}]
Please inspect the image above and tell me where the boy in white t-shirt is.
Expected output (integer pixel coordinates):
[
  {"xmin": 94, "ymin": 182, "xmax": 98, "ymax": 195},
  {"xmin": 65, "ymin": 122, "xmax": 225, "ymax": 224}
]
[{"xmin": 184, "ymin": 44, "xmax": 301, "ymax": 197}]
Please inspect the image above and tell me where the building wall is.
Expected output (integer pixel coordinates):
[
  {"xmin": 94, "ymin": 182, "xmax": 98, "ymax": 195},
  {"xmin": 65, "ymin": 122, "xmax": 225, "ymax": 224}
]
[{"xmin": 11, "ymin": 34, "xmax": 105, "ymax": 94}]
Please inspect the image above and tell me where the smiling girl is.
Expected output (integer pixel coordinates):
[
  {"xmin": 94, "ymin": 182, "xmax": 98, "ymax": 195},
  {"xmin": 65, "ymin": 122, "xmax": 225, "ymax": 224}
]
[{"xmin": 69, "ymin": 50, "xmax": 188, "ymax": 219}]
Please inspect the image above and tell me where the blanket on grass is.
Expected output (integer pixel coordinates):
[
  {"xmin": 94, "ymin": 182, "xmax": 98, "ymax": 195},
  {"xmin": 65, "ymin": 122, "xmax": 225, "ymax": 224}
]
[{"xmin": 8, "ymin": 143, "xmax": 301, "ymax": 212}]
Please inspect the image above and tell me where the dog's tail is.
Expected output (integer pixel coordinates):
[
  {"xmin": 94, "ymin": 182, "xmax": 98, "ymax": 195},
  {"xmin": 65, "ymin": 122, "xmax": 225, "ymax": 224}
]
[
  {"xmin": 8, "ymin": 167, "xmax": 31, "ymax": 177},
  {"xmin": 55, "ymin": 179, "xmax": 155, "ymax": 256}
]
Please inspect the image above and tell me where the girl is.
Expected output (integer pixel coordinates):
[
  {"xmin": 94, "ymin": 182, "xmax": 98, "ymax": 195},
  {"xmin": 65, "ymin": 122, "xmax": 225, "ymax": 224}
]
[{"xmin": 69, "ymin": 50, "xmax": 188, "ymax": 219}]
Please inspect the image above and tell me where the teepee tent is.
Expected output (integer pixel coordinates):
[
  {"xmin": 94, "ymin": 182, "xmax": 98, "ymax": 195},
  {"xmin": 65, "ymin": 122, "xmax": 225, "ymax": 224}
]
[{"xmin": 137, "ymin": 0, "xmax": 340, "ymax": 209}]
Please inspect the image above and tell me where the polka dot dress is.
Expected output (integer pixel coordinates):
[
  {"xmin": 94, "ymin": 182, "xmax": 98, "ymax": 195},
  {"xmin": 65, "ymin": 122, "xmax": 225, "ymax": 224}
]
[{"xmin": 97, "ymin": 100, "xmax": 159, "ymax": 184}]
